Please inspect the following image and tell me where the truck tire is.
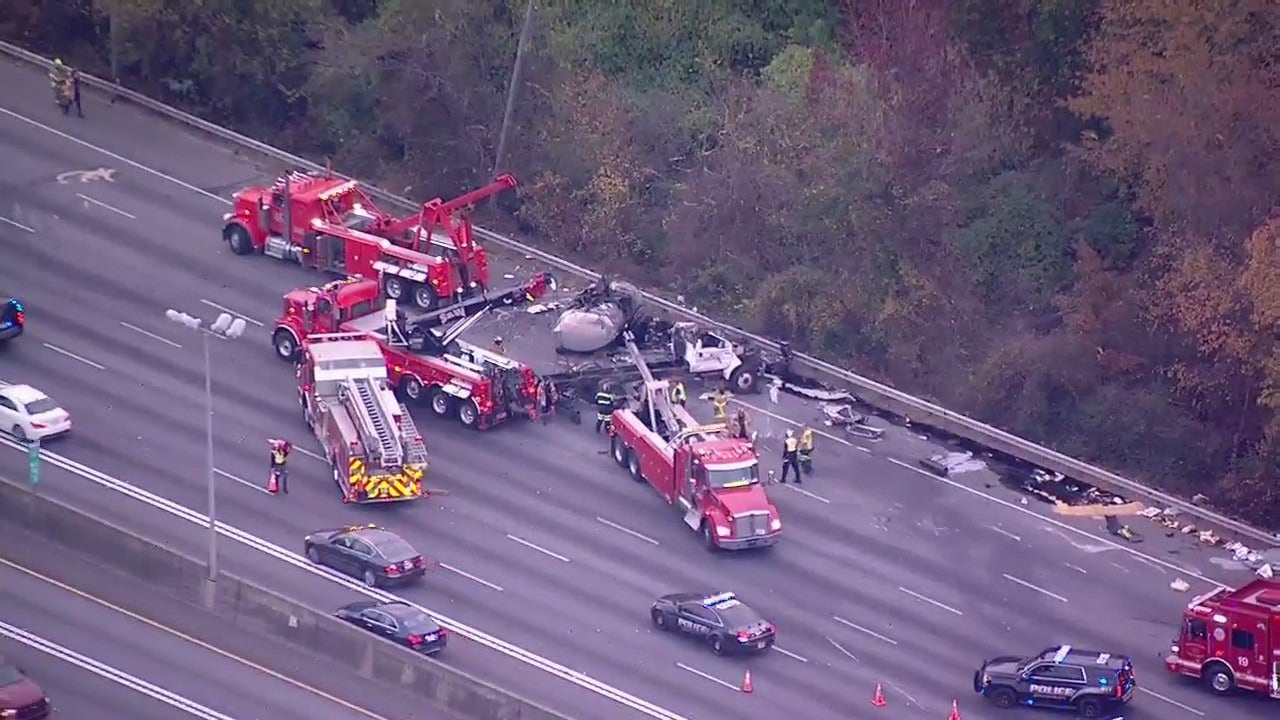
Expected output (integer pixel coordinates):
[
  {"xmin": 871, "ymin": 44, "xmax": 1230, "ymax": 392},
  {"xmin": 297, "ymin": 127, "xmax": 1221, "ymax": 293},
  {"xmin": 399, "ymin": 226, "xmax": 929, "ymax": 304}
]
[
  {"xmin": 382, "ymin": 275, "xmax": 407, "ymax": 302},
  {"xmin": 458, "ymin": 399, "xmax": 481, "ymax": 428},
  {"xmin": 1203, "ymin": 662, "xmax": 1235, "ymax": 694},
  {"xmin": 273, "ymin": 328, "xmax": 299, "ymax": 361},
  {"xmin": 987, "ymin": 686, "xmax": 1016, "ymax": 708},
  {"xmin": 627, "ymin": 451, "xmax": 643, "ymax": 482},
  {"xmin": 400, "ymin": 375, "xmax": 424, "ymax": 403},
  {"xmin": 1075, "ymin": 698, "xmax": 1102, "ymax": 718},
  {"xmin": 224, "ymin": 224, "xmax": 253, "ymax": 255},
  {"xmin": 413, "ymin": 283, "xmax": 439, "ymax": 310},
  {"xmin": 701, "ymin": 522, "xmax": 719, "ymax": 552},
  {"xmin": 429, "ymin": 388, "xmax": 453, "ymax": 417},
  {"xmin": 611, "ymin": 435, "xmax": 629, "ymax": 467},
  {"xmin": 729, "ymin": 365, "xmax": 758, "ymax": 393}
]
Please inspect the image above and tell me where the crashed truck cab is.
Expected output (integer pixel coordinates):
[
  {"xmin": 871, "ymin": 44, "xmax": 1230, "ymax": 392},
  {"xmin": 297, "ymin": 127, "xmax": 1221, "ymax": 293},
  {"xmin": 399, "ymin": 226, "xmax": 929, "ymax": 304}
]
[{"xmin": 274, "ymin": 277, "xmax": 379, "ymax": 361}]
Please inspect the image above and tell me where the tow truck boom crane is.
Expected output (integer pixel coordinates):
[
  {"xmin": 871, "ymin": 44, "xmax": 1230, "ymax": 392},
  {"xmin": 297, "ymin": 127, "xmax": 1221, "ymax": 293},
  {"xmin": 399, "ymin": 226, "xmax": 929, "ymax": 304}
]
[
  {"xmin": 384, "ymin": 272, "xmax": 556, "ymax": 355},
  {"xmin": 380, "ymin": 174, "xmax": 518, "ymax": 261}
]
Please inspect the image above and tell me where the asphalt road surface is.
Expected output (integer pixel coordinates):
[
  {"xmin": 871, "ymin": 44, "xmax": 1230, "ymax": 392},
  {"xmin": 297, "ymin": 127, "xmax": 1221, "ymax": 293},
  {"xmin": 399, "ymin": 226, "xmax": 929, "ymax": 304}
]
[
  {"xmin": 1, "ymin": 56, "xmax": 1275, "ymax": 720},
  {"xmin": 0, "ymin": 522, "xmax": 459, "ymax": 720}
]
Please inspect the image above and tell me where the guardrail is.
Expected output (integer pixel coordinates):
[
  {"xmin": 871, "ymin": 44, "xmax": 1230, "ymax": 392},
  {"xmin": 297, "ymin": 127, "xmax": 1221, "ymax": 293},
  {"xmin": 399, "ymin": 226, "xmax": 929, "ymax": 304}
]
[{"xmin": 4, "ymin": 40, "xmax": 1275, "ymax": 546}]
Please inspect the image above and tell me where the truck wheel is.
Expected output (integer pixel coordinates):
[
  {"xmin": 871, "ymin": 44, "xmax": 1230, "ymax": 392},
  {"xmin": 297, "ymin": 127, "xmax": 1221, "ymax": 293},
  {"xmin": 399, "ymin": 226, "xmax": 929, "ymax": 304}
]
[
  {"xmin": 627, "ymin": 451, "xmax": 643, "ymax": 482},
  {"xmin": 701, "ymin": 522, "xmax": 718, "ymax": 552},
  {"xmin": 611, "ymin": 436, "xmax": 629, "ymax": 467},
  {"xmin": 729, "ymin": 365, "xmax": 758, "ymax": 393},
  {"xmin": 273, "ymin": 328, "xmax": 298, "ymax": 361},
  {"xmin": 1076, "ymin": 698, "xmax": 1102, "ymax": 718},
  {"xmin": 400, "ymin": 375, "xmax": 423, "ymax": 403},
  {"xmin": 429, "ymin": 388, "xmax": 453, "ymax": 417},
  {"xmin": 987, "ymin": 687, "xmax": 1016, "ymax": 708},
  {"xmin": 1204, "ymin": 663, "xmax": 1234, "ymax": 694},
  {"xmin": 458, "ymin": 399, "xmax": 481, "ymax": 428},
  {"xmin": 382, "ymin": 275, "xmax": 407, "ymax": 301},
  {"xmin": 224, "ymin": 225, "xmax": 253, "ymax": 255},
  {"xmin": 413, "ymin": 283, "xmax": 439, "ymax": 310}
]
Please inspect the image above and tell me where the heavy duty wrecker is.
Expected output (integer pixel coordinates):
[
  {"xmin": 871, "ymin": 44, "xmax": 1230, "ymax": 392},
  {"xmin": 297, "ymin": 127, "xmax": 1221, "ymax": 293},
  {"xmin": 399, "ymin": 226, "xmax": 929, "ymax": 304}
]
[
  {"xmin": 274, "ymin": 273, "xmax": 558, "ymax": 430},
  {"xmin": 223, "ymin": 171, "xmax": 519, "ymax": 309},
  {"xmin": 296, "ymin": 333, "xmax": 429, "ymax": 503},
  {"xmin": 607, "ymin": 331, "xmax": 781, "ymax": 551},
  {"xmin": 1165, "ymin": 577, "xmax": 1280, "ymax": 700}
]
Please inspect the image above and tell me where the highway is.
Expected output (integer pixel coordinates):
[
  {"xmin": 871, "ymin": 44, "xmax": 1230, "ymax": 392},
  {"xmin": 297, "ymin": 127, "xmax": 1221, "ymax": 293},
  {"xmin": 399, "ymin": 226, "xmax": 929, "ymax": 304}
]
[
  {"xmin": 0, "ymin": 522, "xmax": 458, "ymax": 720},
  {"xmin": 0, "ymin": 54, "xmax": 1273, "ymax": 720}
]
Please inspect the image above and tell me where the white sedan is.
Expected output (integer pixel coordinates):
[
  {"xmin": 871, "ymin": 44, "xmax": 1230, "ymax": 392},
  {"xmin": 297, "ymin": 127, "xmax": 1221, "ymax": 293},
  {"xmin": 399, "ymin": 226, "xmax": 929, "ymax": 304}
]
[{"xmin": 0, "ymin": 383, "xmax": 71, "ymax": 441}]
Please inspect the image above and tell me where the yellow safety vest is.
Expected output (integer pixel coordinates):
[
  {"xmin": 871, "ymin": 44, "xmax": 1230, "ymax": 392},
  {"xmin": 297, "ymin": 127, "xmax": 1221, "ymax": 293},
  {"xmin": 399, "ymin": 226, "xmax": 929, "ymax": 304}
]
[
  {"xmin": 799, "ymin": 430, "xmax": 813, "ymax": 451},
  {"xmin": 784, "ymin": 437, "xmax": 798, "ymax": 453},
  {"xmin": 712, "ymin": 395, "xmax": 728, "ymax": 418},
  {"xmin": 670, "ymin": 383, "xmax": 686, "ymax": 403},
  {"xmin": 272, "ymin": 450, "xmax": 287, "ymax": 464}
]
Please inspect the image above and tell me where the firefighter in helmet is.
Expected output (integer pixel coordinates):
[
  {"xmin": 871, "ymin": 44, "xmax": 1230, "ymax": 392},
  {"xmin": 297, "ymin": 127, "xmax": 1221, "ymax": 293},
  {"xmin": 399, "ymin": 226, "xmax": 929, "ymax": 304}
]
[
  {"xmin": 731, "ymin": 407, "xmax": 751, "ymax": 440},
  {"xmin": 269, "ymin": 438, "xmax": 293, "ymax": 494},
  {"xmin": 594, "ymin": 382, "xmax": 617, "ymax": 434},
  {"xmin": 669, "ymin": 377, "xmax": 687, "ymax": 406},
  {"xmin": 710, "ymin": 387, "xmax": 729, "ymax": 421},
  {"xmin": 779, "ymin": 430, "xmax": 801, "ymax": 484}
]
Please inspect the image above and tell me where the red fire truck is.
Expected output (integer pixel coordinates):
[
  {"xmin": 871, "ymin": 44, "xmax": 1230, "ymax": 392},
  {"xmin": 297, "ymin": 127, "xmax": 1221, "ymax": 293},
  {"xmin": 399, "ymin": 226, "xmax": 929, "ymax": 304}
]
[
  {"xmin": 607, "ymin": 331, "xmax": 781, "ymax": 551},
  {"xmin": 222, "ymin": 171, "xmax": 517, "ymax": 309},
  {"xmin": 1165, "ymin": 577, "xmax": 1280, "ymax": 700},
  {"xmin": 296, "ymin": 333, "xmax": 429, "ymax": 503},
  {"xmin": 273, "ymin": 273, "xmax": 557, "ymax": 430}
]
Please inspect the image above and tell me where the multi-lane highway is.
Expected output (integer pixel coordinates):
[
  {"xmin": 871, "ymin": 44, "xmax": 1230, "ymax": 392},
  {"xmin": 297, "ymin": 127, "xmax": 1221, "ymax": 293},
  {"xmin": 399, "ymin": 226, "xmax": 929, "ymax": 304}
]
[
  {"xmin": 1, "ymin": 54, "xmax": 1273, "ymax": 720},
  {"xmin": 0, "ymin": 522, "xmax": 455, "ymax": 720}
]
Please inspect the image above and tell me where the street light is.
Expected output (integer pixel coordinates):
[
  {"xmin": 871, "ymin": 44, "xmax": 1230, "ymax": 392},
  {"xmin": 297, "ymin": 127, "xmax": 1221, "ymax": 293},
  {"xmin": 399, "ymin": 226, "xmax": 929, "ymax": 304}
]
[{"xmin": 165, "ymin": 309, "xmax": 247, "ymax": 582}]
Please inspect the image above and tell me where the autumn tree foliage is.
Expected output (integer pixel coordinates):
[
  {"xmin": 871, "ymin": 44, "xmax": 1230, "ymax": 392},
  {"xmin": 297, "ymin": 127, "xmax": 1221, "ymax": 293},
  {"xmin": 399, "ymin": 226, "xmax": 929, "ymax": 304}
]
[{"xmin": 3, "ymin": 0, "xmax": 1276, "ymax": 524}]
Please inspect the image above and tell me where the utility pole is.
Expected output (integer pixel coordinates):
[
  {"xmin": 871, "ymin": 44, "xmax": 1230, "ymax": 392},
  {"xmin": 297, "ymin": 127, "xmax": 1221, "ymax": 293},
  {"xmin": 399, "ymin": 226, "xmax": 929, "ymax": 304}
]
[
  {"xmin": 107, "ymin": 0, "xmax": 121, "ymax": 83},
  {"xmin": 493, "ymin": 0, "xmax": 537, "ymax": 179}
]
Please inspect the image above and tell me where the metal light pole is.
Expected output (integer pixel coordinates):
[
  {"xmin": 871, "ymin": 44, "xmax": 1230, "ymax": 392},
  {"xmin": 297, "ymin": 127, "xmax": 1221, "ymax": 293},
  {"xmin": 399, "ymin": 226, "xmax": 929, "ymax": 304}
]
[
  {"xmin": 493, "ymin": 0, "xmax": 537, "ymax": 178},
  {"xmin": 165, "ymin": 310, "xmax": 247, "ymax": 582}
]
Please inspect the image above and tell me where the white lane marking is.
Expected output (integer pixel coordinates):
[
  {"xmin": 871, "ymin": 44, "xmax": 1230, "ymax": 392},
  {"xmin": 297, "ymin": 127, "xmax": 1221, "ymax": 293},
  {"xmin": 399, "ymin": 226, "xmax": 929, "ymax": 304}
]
[
  {"xmin": 1111, "ymin": 561, "xmax": 1131, "ymax": 573},
  {"xmin": 0, "ymin": 215, "xmax": 35, "ymax": 232},
  {"xmin": 780, "ymin": 483, "xmax": 830, "ymax": 504},
  {"xmin": 824, "ymin": 636, "xmax": 858, "ymax": 662},
  {"xmin": 596, "ymin": 517, "xmax": 660, "ymax": 545},
  {"xmin": 1138, "ymin": 687, "xmax": 1205, "ymax": 716},
  {"xmin": 199, "ymin": 299, "xmax": 264, "ymax": 327},
  {"xmin": 833, "ymin": 615, "xmax": 898, "ymax": 645},
  {"xmin": 1065, "ymin": 562, "xmax": 1088, "ymax": 574},
  {"xmin": 856, "ymin": 446, "xmax": 871, "ymax": 453},
  {"xmin": 772, "ymin": 645, "xmax": 808, "ymax": 663},
  {"xmin": 1001, "ymin": 573, "xmax": 1069, "ymax": 603},
  {"xmin": 120, "ymin": 321, "xmax": 182, "ymax": 348},
  {"xmin": 0, "ymin": 107, "xmax": 232, "ymax": 205},
  {"xmin": 884, "ymin": 458, "xmax": 1230, "ymax": 588},
  {"xmin": 438, "ymin": 563, "xmax": 504, "ymax": 592},
  {"xmin": 887, "ymin": 682, "xmax": 925, "ymax": 710},
  {"xmin": 0, "ymin": 439, "xmax": 689, "ymax": 720},
  {"xmin": 295, "ymin": 447, "xmax": 325, "ymax": 462},
  {"xmin": 76, "ymin": 192, "xmax": 136, "ymax": 219},
  {"xmin": 988, "ymin": 525, "xmax": 1021, "ymax": 542},
  {"xmin": 42, "ymin": 342, "xmax": 106, "ymax": 370},
  {"xmin": 0, "ymin": 620, "xmax": 235, "ymax": 719},
  {"xmin": 674, "ymin": 662, "xmax": 740, "ymax": 692},
  {"xmin": 732, "ymin": 398, "xmax": 854, "ymax": 448},
  {"xmin": 214, "ymin": 468, "xmax": 271, "ymax": 495},
  {"xmin": 897, "ymin": 586, "xmax": 964, "ymax": 616},
  {"xmin": 506, "ymin": 534, "xmax": 571, "ymax": 563}
]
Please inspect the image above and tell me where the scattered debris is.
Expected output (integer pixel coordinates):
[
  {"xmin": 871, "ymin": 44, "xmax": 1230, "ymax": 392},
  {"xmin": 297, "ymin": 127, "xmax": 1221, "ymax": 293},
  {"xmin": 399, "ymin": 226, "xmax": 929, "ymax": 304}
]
[
  {"xmin": 919, "ymin": 451, "xmax": 987, "ymax": 477},
  {"xmin": 820, "ymin": 403, "xmax": 885, "ymax": 440},
  {"xmin": 1258, "ymin": 564, "xmax": 1274, "ymax": 579},
  {"xmin": 1170, "ymin": 578, "xmax": 1191, "ymax": 592},
  {"xmin": 1104, "ymin": 514, "xmax": 1143, "ymax": 543}
]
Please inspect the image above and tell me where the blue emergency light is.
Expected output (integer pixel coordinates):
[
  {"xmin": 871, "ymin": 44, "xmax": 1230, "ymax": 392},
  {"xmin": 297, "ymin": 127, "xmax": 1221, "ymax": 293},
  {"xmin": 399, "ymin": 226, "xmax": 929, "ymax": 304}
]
[{"xmin": 702, "ymin": 592, "xmax": 736, "ymax": 607}]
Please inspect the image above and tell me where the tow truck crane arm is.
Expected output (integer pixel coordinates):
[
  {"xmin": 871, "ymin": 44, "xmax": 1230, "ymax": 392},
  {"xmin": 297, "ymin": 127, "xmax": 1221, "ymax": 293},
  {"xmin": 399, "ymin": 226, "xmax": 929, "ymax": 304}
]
[
  {"xmin": 380, "ymin": 175, "xmax": 519, "ymax": 257},
  {"xmin": 399, "ymin": 272, "xmax": 556, "ymax": 353}
]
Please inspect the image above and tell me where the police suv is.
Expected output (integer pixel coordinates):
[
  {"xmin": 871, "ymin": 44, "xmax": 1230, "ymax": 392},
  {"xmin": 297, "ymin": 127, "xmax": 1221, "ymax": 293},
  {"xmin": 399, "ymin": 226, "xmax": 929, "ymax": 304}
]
[
  {"xmin": 650, "ymin": 591, "xmax": 775, "ymax": 655},
  {"xmin": 974, "ymin": 645, "xmax": 1135, "ymax": 717}
]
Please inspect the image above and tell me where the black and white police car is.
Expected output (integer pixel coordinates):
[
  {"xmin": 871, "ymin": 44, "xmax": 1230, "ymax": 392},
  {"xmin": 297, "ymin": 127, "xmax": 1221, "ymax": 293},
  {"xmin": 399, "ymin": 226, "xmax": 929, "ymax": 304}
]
[
  {"xmin": 650, "ymin": 591, "xmax": 775, "ymax": 655},
  {"xmin": 974, "ymin": 644, "xmax": 1135, "ymax": 717}
]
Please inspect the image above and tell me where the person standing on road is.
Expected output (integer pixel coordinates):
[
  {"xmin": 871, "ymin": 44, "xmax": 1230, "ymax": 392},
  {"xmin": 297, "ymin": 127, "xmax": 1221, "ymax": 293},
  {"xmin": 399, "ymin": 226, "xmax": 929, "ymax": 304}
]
[
  {"xmin": 268, "ymin": 438, "xmax": 292, "ymax": 494},
  {"xmin": 594, "ymin": 383, "xmax": 616, "ymax": 434},
  {"xmin": 711, "ymin": 388, "xmax": 729, "ymax": 421},
  {"xmin": 779, "ymin": 430, "xmax": 801, "ymax": 484},
  {"xmin": 798, "ymin": 426, "xmax": 814, "ymax": 474},
  {"xmin": 731, "ymin": 408, "xmax": 751, "ymax": 440},
  {"xmin": 669, "ymin": 378, "xmax": 687, "ymax": 406}
]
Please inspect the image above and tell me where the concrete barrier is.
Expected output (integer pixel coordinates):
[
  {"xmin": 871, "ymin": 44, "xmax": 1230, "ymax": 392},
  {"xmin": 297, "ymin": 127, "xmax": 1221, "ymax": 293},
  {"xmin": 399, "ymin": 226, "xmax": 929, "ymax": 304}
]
[{"xmin": 0, "ymin": 475, "xmax": 571, "ymax": 720}]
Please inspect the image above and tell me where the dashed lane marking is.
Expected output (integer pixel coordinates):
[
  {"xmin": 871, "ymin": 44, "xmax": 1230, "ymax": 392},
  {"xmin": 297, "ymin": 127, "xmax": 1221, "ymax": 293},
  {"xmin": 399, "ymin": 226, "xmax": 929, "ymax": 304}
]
[
  {"xmin": 119, "ymin": 321, "xmax": 182, "ymax": 348},
  {"xmin": 772, "ymin": 646, "xmax": 808, "ymax": 663},
  {"xmin": 779, "ymin": 483, "xmax": 830, "ymax": 504},
  {"xmin": 897, "ymin": 586, "xmax": 964, "ymax": 616},
  {"xmin": 596, "ymin": 517, "xmax": 660, "ymax": 545},
  {"xmin": 42, "ymin": 342, "xmax": 105, "ymax": 370},
  {"xmin": 824, "ymin": 636, "xmax": 858, "ymax": 663},
  {"xmin": 0, "ymin": 215, "xmax": 35, "ymax": 232},
  {"xmin": 506, "ymin": 534, "xmax": 571, "ymax": 563},
  {"xmin": 674, "ymin": 662, "xmax": 740, "ymax": 692},
  {"xmin": 988, "ymin": 525, "xmax": 1021, "ymax": 542},
  {"xmin": 833, "ymin": 616, "xmax": 898, "ymax": 646},
  {"xmin": 199, "ymin": 299, "xmax": 264, "ymax": 327},
  {"xmin": 1138, "ymin": 687, "xmax": 1205, "ymax": 716},
  {"xmin": 1065, "ymin": 562, "xmax": 1088, "ymax": 574},
  {"xmin": 438, "ymin": 563, "xmax": 504, "ymax": 592},
  {"xmin": 1001, "ymin": 573, "xmax": 1068, "ymax": 603},
  {"xmin": 76, "ymin": 192, "xmax": 136, "ymax": 219},
  {"xmin": 214, "ymin": 468, "xmax": 271, "ymax": 495}
]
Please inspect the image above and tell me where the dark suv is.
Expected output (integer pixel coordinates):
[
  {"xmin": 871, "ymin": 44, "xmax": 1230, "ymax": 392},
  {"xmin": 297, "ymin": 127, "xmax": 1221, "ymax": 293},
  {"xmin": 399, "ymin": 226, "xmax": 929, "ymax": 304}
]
[{"xmin": 974, "ymin": 645, "xmax": 1135, "ymax": 717}]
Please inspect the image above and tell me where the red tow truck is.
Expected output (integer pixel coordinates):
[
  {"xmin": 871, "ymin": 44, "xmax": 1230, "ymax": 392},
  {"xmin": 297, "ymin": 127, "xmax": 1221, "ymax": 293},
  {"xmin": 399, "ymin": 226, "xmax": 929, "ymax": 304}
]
[
  {"xmin": 607, "ymin": 331, "xmax": 781, "ymax": 551},
  {"xmin": 222, "ymin": 171, "xmax": 518, "ymax": 309},
  {"xmin": 273, "ymin": 273, "xmax": 557, "ymax": 430},
  {"xmin": 1165, "ymin": 577, "xmax": 1280, "ymax": 700}
]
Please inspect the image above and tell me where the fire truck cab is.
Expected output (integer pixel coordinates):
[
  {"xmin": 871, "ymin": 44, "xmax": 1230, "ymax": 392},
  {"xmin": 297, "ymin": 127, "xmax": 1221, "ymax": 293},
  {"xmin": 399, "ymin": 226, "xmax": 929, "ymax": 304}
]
[
  {"xmin": 608, "ymin": 332, "xmax": 781, "ymax": 551},
  {"xmin": 296, "ymin": 333, "xmax": 429, "ymax": 503},
  {"xmin": 1165, "ymin": 578, "xmax": 1280, "ymax": 700}
]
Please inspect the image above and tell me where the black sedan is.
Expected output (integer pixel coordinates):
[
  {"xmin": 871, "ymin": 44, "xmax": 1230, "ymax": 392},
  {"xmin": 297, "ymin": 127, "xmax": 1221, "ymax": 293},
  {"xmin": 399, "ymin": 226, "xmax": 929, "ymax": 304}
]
[
  {"xmin": 336, "ymin": 600, "xmax": 447, "ymax": 655},
  {"xmin": 650, "ymin": 591, "xmax": 775, "ymax": 655},
  {"xmin": 303, "ymin": 524, "xmax": 428, "ymax": 587},
  {"xmin": 0, "ymin": 298, "xmax": 24, "ymax": 343}
]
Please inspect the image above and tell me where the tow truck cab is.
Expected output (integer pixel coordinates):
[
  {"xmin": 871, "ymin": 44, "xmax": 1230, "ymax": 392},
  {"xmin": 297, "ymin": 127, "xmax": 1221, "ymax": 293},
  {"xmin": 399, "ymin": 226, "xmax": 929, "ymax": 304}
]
[
  {"xmin": 274, "ymin": 277, "xmax": 379, "ymax": 360},
  {"xmin": 1165, "ymin": 578, "xmax": 1280, "ymax": 699},
  {"xmin": 223, "ymin": 175, "xmax": 383, "ymax": 258}
]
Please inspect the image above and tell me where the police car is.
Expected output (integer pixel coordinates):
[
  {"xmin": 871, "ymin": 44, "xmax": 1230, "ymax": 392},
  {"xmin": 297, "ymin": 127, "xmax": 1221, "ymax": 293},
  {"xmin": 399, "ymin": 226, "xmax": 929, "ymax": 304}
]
[
  {"xmin": 650, "ymin": 591, "xmax": 775, "ymax": 655},
  {"xmin": 303, "ymin": 524, "xmax": 428, "ymax": 588},
  {"xmin": 974, "ymin": 644, "xmax": 1135, "ymax": 717}
]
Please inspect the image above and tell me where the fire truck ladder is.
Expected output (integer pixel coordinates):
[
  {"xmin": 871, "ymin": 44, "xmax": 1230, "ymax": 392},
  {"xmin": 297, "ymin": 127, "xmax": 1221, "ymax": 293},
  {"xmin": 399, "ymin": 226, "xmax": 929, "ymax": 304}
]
[
  {"xmin": 339, "ymin": 377, "xmax": 403, "ymax": 467},
  {"xmin": 397, "ymin": 405, "xmax": 429, "ymax": 466}
]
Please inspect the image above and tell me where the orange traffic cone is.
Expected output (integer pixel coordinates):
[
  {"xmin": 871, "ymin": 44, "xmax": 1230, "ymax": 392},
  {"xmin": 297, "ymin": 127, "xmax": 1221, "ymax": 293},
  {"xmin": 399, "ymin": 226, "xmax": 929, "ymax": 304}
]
[
  {"xmin": 741, "ymin": 670, "xmax": 753, "ymax": 693},
  {"xmin": 871, "ymin": 682, "xmax": 886, "ymax": 707},
  {"xmin": 947, "ymin": 699, "xmax": 961, "ymax": 720},
  {"xmin": 267, "ymin": 473, "xmax": 278, "ymax": 494}
]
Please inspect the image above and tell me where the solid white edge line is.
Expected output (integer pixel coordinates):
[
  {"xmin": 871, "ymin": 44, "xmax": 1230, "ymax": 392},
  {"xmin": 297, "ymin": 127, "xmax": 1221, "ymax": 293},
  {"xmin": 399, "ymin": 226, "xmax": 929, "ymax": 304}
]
[
  {"xmin": 119, "ymin": 321, "xmax": 182, "ymax": 348},
  {"xmin": 506, "ymin": 534, "xmax": 571, "ymax": 563},
  {"xmin": 438, "ymin": 563, "xmax": 504, "ymax": 592},
  {"xmin": 198, "ymin": 299, "xmax": 264, "ymax": 327},
  {"xmin": 897, "ymin": 586, "xmax": 964, "ymax": 616},
  {"xmin": 595, "ymin": 516, "xmax": 660, "ymax": 545},
  {"xmin": 673, "ymin": 662, "xmax": 739, "ymax": 692},
  {"xmin": 76, "ymin": 192, "xmax": 137, "ymax": 219},
  {"xmin": 1137, "ymin": 687, "xmax": 1206, "ymax": 716},
  {"xmin": 41, "ymin": 342, "xmax": 106, "ymax": 370},
  {"xmin": 1001, "ymin": 573, "xmax": 1069, "ymax": 603},
  {"xmin": 832, "ymin": 615, "xmax": 898, "ymax": 645}
]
